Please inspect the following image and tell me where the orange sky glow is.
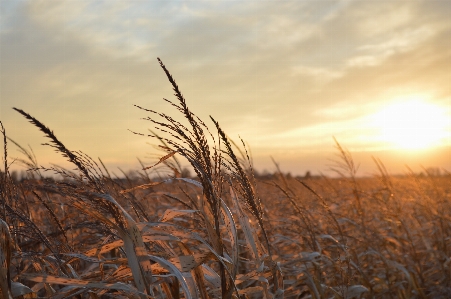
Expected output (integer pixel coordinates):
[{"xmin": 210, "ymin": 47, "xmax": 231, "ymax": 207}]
[{"xmin": 1, "ymin": 1, "xmax": 450, "ymax": 177}]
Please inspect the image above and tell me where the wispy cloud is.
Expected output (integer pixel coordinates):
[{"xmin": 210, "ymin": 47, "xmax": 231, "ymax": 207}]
[{"xmin": 1, "ymin": 0, "xmax": 450, "ymax": 174}]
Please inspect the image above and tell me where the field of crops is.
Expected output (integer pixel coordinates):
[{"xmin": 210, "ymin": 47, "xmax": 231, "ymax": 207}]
[{"xmin": 1, "ymin": 60, "xmax": 450, "ymax": 298}]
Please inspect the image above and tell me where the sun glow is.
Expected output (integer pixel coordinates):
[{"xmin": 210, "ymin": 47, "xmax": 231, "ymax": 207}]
[{"xmin": 369, "ymin": 97, "xmax": 450, "ymax": 150}]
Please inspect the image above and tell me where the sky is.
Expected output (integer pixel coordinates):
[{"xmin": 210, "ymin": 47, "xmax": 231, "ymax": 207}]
[{"xmin": 1, "ymin": 0, "xmax": 450, "ymax": 177}]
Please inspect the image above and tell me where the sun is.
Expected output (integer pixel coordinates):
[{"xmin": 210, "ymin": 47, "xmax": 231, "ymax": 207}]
[{"xmin": 368, "ymin": 98, "xmax": 450, "ymax": 150}]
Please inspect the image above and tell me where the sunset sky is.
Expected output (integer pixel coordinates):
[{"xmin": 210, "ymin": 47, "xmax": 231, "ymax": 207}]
[{"xmin": 1, "ymin": 0, "xmax": 450, "ymax": 177}]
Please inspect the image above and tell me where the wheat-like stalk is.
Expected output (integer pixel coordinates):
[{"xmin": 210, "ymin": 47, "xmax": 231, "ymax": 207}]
[{"xmin": 0, "ymin": 59, "xmax": 449, "ymax": 298}]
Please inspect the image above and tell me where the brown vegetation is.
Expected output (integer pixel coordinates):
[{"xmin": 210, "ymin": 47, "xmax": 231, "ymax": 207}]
[{"xmin": 0, "ymin": 59, "xmax": 450, "ymax": 298}]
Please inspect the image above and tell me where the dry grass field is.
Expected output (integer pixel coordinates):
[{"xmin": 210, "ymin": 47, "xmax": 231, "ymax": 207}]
[{"xmin": 1, "ymin": 60, "xmax": 450, "ymax": 298}]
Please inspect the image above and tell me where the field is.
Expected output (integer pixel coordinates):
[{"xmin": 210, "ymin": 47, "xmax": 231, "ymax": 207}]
[{"xmin": 1, "ymin": 60, "xmax": 450, "ymax": 298}]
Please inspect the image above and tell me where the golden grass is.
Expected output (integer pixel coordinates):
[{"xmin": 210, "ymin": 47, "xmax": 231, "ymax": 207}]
[{"xmin": 0, "ymin": 59, "xmax": 450, "ymax": 298}]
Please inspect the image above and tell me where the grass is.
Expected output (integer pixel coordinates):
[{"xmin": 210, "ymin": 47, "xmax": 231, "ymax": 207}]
[{"xmin": 0, "ymin": 59, "xmax": 450, "ymax": 298}]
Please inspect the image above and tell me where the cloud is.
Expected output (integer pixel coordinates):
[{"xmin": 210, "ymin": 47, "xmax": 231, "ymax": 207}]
[
  {"xmin": 1, "ymin": 0, "xmax": 450, "ymax": 174},
  {"xmin": 348, "ymin": 26, "xmax": 436, "ymax": 67}
]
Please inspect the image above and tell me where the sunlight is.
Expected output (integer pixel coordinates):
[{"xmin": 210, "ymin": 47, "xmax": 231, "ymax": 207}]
[{"xmin": 368, "ymin": 96, "xmax": 450, "ymax": 150}]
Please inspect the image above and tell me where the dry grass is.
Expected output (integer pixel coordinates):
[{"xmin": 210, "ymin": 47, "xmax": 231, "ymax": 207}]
[{"xmin": 0, "ymin": 59, "xmax": 450, "ymax": 298}]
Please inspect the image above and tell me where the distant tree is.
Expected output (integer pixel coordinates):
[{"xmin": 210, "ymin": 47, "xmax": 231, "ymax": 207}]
[{"xmin": 10, "ymin": 170, "xmax": 18, "ymax": 182}]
